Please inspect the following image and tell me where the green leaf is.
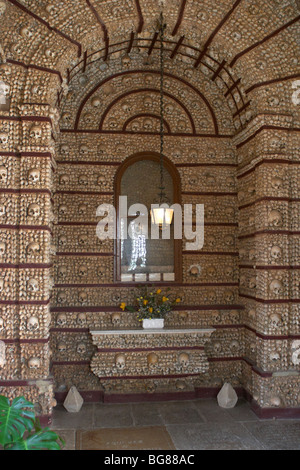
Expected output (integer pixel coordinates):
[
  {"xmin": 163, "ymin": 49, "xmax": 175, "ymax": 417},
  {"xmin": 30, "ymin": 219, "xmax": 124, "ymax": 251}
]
[
  {"xmin": 8, "ymin": 429, "xmax": 64, "ymax": 450},
  {"xmin": 0, "ymin": 395, "xmax": 35, "ymax": 447}
]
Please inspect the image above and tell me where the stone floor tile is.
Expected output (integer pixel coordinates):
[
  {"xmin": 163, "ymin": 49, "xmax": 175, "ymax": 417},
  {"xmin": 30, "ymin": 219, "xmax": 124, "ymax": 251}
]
[
  {"xmin": 166, "ymin": 422, "xmax": 264, "ymax": 450},
  {"xmin": 157, "ymin": 401, "xmax": 204, "ymax": 425},
  {"xmin": 93, "ymin": 403, "xmax": 134, "ymax": 428},
  {"xmin": 131, "ymin": 402, "xmax": 164, "ymax": 426},
  {"xmin": 242, "ymin": 420, "xmax": 300, "ymax": 450},
  {"xmin": 51, "ymin": 404, "xmax": 95, "ymax": 430}
]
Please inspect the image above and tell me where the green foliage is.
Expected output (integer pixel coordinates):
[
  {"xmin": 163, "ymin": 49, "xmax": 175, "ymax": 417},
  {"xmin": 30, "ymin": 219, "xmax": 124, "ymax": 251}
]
[{"xmin": 0, "ymin": 395, "xmax": 64, "ymax": 450}]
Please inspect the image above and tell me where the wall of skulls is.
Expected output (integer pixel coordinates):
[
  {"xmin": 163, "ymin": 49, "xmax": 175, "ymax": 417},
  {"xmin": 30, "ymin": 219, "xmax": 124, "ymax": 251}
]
[
  {"xmin": 235, "ymin": 112, "xmax": 300, "ymax": 410},
  {"xmin": 0, "ymin": 0, "xmax": 299, "ymax": 417},
  {"xmin": 51, "ymin": 130, "xmax": 241, "ymax": 398}
]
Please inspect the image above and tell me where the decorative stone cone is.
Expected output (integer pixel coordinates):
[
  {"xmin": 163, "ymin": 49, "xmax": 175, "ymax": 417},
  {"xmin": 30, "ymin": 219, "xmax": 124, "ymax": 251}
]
[
  {"xmin": 217, "ymin": 382, "xmax": 238, "ymax": 409},
  {"xmin": 63, "ymin": 386, "xmax": 84, "ymax": 413}
]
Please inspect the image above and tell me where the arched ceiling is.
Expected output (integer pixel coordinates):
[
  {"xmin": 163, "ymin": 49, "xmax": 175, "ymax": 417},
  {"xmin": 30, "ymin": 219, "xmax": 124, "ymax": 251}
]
[{"xmin": 0, "ymin": 0, "xmax": 299, "ymax": 136}]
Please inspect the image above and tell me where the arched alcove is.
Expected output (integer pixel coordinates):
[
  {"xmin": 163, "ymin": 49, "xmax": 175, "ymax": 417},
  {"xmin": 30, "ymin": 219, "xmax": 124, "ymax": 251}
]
[{"xmin": 114, "ymin": 151, "xmax": 182, "ymax": 282}]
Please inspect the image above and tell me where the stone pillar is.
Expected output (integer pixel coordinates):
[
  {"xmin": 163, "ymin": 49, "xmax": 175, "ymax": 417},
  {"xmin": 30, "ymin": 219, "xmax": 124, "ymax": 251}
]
[
  {"xmin": 237, "ymin": 114, "xmax": 300, "ymax": 414},
  {"xmin": 0, "ymin": 102, "xmax": 57, "ymax": 423}
]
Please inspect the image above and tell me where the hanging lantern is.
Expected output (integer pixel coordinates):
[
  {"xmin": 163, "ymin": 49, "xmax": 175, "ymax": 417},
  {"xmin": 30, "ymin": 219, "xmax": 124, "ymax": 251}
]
[{"xmin": 151, "ymin": 12, "xmax": 173, "ymax": 228}]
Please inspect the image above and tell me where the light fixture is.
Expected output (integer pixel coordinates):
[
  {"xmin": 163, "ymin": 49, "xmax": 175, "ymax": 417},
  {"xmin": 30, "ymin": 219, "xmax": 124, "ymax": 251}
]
[{"xmin": 150, "ymin": 12, "xmax": 174, "ymax": 228}]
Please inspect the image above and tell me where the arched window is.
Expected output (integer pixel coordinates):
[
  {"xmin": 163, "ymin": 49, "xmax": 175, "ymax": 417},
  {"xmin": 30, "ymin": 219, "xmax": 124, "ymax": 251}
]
[{"xmin": 114, "ymin": 152, "xmax": 182, "ymax": 283}]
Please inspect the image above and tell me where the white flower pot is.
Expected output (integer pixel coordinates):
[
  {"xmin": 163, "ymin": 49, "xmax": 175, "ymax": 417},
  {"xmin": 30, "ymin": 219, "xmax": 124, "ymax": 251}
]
[{"xmin": 142, "ymin": 318, "xmax": 164, "ymax": 329}]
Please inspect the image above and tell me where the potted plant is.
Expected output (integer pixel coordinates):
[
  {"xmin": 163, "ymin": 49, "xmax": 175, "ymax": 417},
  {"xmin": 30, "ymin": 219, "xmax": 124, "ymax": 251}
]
[
  {"xmin": 0, "ymin": 395, "xmax": 64, "ymax": 450},
  {"xmin": 120, "ymin": 287, "xmax": 181, "ymax": 329}
]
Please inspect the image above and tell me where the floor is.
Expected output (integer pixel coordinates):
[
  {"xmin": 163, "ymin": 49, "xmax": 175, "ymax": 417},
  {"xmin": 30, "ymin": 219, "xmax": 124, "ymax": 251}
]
[{"xmin": 50, "ymin": 398, "xmax": 300, "ymax": 450}]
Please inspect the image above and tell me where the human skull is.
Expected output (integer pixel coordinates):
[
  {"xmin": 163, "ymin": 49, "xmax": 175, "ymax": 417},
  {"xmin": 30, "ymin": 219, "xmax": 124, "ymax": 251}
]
[
  {"xmin": 206, "ymin": 206, "xmax": 215, "ymax": 218},
  {"xmin": 27, "ymin": 278, "xmax": 39, "ymax": 292},
  {"xmin": 249, "ymin": 277, "xmax": 256, "ymax": 289},
  {"xmin": 230, "ymin": 340, "xmax": 239, "ymax": 353},
  {"xmin": 269, "ymin": 351, "xmax": 280, "ymax": 362},
  {"xmin": 0, "ymin": 205, "xmax": 5, "ymax": 217},
  {"xmin": 270, "ymin": 245, "xmax": 282, "ymax": 261},
  {"xmin": 27, "ymin": 168, "xmax": 40, "ymax": 184},
  {"xmin": 0, "ymin": 166, "xmax": 7, "ymax": 182},
  {"xmin": 121, "ymin": 53, "xmax": 131, "ymax": 68},
  {"xmin": 78, "ymin": 234, "xmax": 88, "ymax": 245},
  {"xmin": 189, "ymin": 265, "xmax": 200, "ymax": 276},
  {"xmin": 29, "ymin": 125, "xmax": 42, "ymax": 139},
  {"xmin": 83, "ymin": 113, "xmax": 93, "ymax": 124},
  {"xmin": 59, "ymin": 174, "xmax": 69, "ymax": 185},
  {"xmin": 0, "ymin": 242, "xmax": 6, "ymax": 256},
  {"xmin": 28, "ymin": 357, "xmax": 41, "ymax": 369},
  {"xmin": 271, "ymin": 176, "xmax": 283, "ymax": 191},
  {"xmin": 147, "ymin": 352, "xmax": 158, "ymax": 369},
  {"xmin": 57, "ymin": 266, "xmax": 67, "ymax": 279},
  {"xmin": 91, "ymin": 97, "xmax": 101, "ymax": 107},
  {"xmin": 0, "ymin": 133, "xmax": 8, "ymax": 146},
  {"xmin": 57, "ymin": 342, "xmax": 67, "ymax": 354},
  {"xmin": 111, "ymin": 312, "xmax": 121, "ymax": 326},
  {"xmin": 57, "ymin": 291, "xmax": 67, "ymax": 303},
  {"xmin": 224, "ymin": 290, "xmax": 234, "ymax": 303},
  {"xmin": 121, "ymin": 100, "xmax": 131, "ymax": 113},
  {"xmin": 78, "ymin": 265, "xmax": 87, "ymax": 277},
  {"xmin": 249, "ymin": 249, "xmax": 256, "ymax": 261},
  {"xmin": 213, "ymin": 342, "xmax": 221, "ymax": 354},
  {"xmin": 78, "ymin": 204, "xmax": 87, "ymax": 215},
  {"xmin": 27, "ymin": 316, "xmax": 39, "ymax": 331},
  {"xmin": 77, "ymin": 342, "xmax": 86, "ymax": 354},
  {"xmin": 77, "ymin": 313, "xmax": 86, "ymax": 326},
  {"xmin": 178, "ymin": 352, "xmax": 189, "ymax": 367},
  {"xmin": 177, "ymin": 120, "xmax": 186, "ymax": 131},
  {"xmin": 130, "ymin": 120, "xmax": 140, "ymax": 132},
  {"xmin": 143, "ymin": 118, "xmax": 153, "ymax": 131},
  {"xmin": 79, "ymin": 145, "xmax": 89, "ymax": 155},
  {"xmin": 268, "ymin": 210, "xmax": 282, "ymax": 227},
  {"xmin": 97, "ymin": 175, "xmax": 106, "ymax": 186},
  {"xmin": 58, "ymin": 235, "xmax": 67, "ymax": 246},
  {"xmin": 60, "ymin": 144, "xmax": 69, "ymax": 155},
  {"xmin": 270, "ymin": 279, "xmax": 283, "ymax": 295},
  {"xmin": 45, "ymin": 48, "xmax": 56, "ymax": 59},
  {"xmin": 173, "ymin": 148, "xmax": 182, "ymax": 159},
  {"xmin": 78, "ymin": 291, "xmax": 88, "ymax": 303},
  {"xmin": 108, "ymin": 118, "xmax": 117, "ymax": 129},
  {"xmin": 56, "ymin": 313, "xmax": 67, "ymax": 326},
  {"xmin": 115, "ymin": 353, "xmax": 125, "ymax": 369},
  {"xmin": 27, "ymin": 203, "xmax": 40, "ymax": 218},
  {"xmin": 78, "ymin": 174, "xmax": 88, "ymax": 185},
  {"xmin": 27, "ymin": 242, "xmax": 40, "ymax": 255},
  {"xmin": 269, "ymin": 313, "xmax": 281, "ymax": 328},
  {"xmin": 58, "ymin": 204, "xmax": 67, "ymax": 216},
  {"xmin": 0, "ymin": 317, "xmax": 4, "ymax": 332},
  {"xmin": 20, "ymin": 25, "xmax": 34, "ymax": 39},
  {"xmin": 143, "ymin": 96, "xmax": 153, "ymax": 109}
]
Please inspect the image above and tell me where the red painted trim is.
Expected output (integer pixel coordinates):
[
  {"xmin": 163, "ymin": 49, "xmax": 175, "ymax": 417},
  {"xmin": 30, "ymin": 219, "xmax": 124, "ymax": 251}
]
[
  {"xmin": 236, "ymin": 125, "xmax": 300, "ymax": 149},
  {"xmin": 98, "ymin": 87, "xmax": 196, "ymax": 134},
  {"xmin": 50, "ymin": 305, "xmax": 243, "ymax": 313},
  {"xmin": 194, "ymin": 0, "xmax": 243, "ymax": 68},
  {"xmin": 7, "ymin": 0, "xmax": 82, "ymax": 56},
  {"xmin": 230, "ymin": 15, "xmax": 300, "ymax": 67},
  {"xmin": 237, "ymin": 158, "xmax": 300, "ymax": 179},
  {"xmin": 172, "ymin": 0, "xmax": 187, "ymax": 36},
  {"xmin": 74, "ymin": 69, "xmax": 218, "ymax": 134},
  {"xmin": 122, "ymin": 113, "xmax": 171, "ymax": 133},
  {"xmin": 246, "ymin": 73, "xmax": 300, "ymax": 94},
  {"xmin": 148, "ymin": 32, "xmax": 159, "ymax": 55},
  {"xmin": 6, "ymin": 59, "xmax": 63, "ymax": 82},
  {"xmin": 96, "ymin": 346, "xmax": 205, "ymax": 353},
  {"xmin": 134, "ymin": 0, "xmax": 144, "ymax": 33}
]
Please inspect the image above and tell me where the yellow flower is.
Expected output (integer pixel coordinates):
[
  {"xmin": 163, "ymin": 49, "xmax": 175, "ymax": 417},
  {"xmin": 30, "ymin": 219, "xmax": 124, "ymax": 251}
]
[
  {"xmin": 120, "ymin": 302, "xmax": 126, "ymax": 311},
  {"xmin": 175, "ymin": 298, "xmax": 181, "ymax": 303},
  {"xmin": 143, "ymin": 299, "xmax": 148, "ymax": 305},
  {"xmin": 162, "ymin": 296, "xmax": 168, "ymax": 302},
  {"xmin": 149, "ymin": 307, "xmax": 153, "ymax": 313},
  {"xmin": 156, "ymin": 289, "xmax": 162, "ymax": 294}
]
